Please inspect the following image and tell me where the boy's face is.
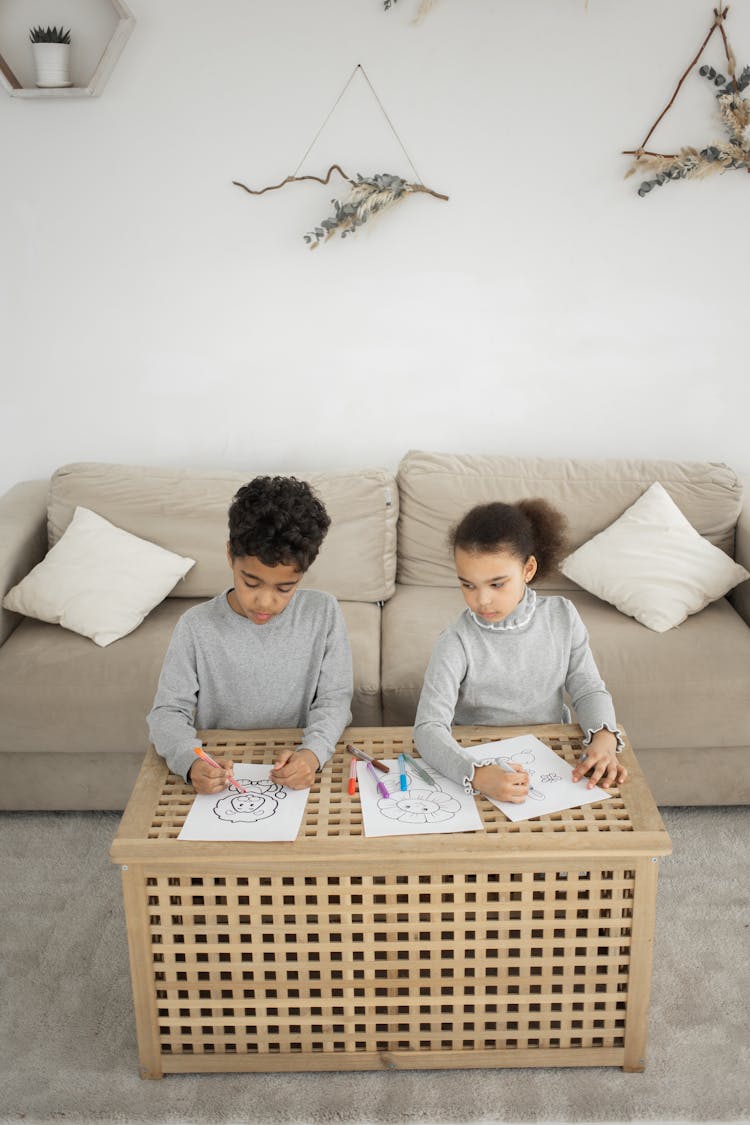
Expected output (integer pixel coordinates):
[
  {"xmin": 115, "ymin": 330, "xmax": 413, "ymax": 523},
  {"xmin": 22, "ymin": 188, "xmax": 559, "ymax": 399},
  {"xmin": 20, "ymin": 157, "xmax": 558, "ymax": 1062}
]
[{"xmin": 226, "ymin": 550, "xmax": 302, "ymax": 625}]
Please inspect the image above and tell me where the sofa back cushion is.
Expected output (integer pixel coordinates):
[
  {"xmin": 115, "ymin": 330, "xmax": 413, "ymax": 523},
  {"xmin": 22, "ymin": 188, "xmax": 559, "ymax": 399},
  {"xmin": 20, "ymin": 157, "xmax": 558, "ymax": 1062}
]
[
  {"xmin": 48, "ymin": 463, "xmax": 397, "ymax": 602},
  {"xmin": 396, "ymin": 451, "xmax": 743, "ymax": 590}
]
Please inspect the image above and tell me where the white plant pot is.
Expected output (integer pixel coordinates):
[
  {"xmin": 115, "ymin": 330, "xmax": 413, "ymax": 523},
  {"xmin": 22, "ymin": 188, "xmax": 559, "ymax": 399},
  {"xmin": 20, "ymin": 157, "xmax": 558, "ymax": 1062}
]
[{"xmin": 32, "ymin": 42, "xmax": 72, "ymax": 88}]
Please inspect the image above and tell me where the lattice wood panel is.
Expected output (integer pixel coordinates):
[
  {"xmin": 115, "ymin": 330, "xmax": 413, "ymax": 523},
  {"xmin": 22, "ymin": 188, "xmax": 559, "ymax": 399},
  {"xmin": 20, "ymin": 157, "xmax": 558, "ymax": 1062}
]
[
  {"xmin": 111, "ymin": 725, "xmax": 670, "ymax": 1077},
  {"xmin": 145, "ymin": 865, "xmax": 633, "ymax": 1059}
]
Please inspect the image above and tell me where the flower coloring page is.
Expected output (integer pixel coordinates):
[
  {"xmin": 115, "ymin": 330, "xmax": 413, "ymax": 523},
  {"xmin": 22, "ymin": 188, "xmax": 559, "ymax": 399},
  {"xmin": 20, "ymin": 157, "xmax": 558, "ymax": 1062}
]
[{"xmin": 358, "ymin": 759, "xmax": 484, "ymax": 838}]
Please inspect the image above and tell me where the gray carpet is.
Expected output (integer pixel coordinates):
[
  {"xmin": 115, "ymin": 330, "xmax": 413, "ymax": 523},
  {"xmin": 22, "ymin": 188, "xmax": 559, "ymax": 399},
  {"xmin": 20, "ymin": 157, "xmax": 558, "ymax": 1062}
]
[{"xmin": 0, "ymin": 808, "xmax": 748, "ymax": 1125}]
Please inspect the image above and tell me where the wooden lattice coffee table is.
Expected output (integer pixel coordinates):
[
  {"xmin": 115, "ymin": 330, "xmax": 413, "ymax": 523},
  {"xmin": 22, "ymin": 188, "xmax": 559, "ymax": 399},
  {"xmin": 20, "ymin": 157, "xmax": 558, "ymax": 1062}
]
[{"xmin": 110, "ymin": 724, "xmax": 671, "ymax": 1078}]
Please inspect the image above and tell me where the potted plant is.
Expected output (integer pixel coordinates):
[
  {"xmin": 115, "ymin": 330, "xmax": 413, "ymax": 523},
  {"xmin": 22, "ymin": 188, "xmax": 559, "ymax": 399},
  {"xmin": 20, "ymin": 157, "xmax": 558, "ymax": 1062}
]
[{"xmin": 29, "ymin": 25, "xmax": 72, "ymax": 88}]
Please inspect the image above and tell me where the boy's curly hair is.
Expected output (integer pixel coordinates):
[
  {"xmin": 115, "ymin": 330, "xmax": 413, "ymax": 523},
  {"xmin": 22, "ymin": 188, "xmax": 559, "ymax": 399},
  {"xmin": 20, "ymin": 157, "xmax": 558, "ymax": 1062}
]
[
  {"xmin": 228, "ymin": 476, "xmax": 331, "ymax": 572},
  {"xmin": 450, "ymin": 499, "xmax": 569, "ymax": 583}
]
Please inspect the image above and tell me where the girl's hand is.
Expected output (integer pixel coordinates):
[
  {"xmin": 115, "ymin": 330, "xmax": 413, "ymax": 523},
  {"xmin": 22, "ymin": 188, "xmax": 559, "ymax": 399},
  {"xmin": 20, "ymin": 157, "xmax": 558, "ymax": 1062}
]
[
  {"xmin": 189, "ymin": 758, "xmax": 233, "ymax": 794},
  {"xmin": 572, "ymin": 730, "xmax": 628, "ymax": 789},
  {"xmin": 474, "ymin": 762, "xmax": 529, "ymax": 804},
  {"xmin": 270, "ymin": 747, "xmax": 319, "ymax": 789}
]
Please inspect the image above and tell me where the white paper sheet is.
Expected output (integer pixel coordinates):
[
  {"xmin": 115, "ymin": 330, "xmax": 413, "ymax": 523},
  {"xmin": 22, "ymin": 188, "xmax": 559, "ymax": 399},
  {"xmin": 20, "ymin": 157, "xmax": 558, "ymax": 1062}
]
[
  {"xmin": 357, "ymin": 758, "xmax": 484, "ymax": 838},
  {"xmin": 462, "ymin": 734, "xmax": 612, "ymax": 823},
  {"xmin": 178, "ymin": 765, "xmax": 310, "ymax": 841}
]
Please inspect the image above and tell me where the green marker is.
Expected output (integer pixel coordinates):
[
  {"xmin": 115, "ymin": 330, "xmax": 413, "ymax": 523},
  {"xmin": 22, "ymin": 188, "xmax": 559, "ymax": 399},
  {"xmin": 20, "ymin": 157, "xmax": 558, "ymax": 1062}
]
[{"xmin": 401, "ymin": 750, "xmax": 432, "ymax": 785}]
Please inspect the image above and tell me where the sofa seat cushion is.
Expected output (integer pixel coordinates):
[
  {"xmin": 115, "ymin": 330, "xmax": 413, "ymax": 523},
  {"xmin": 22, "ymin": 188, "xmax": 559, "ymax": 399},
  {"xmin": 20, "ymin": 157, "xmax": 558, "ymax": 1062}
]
[
  {"xmin": 381, "ymin": 585, "xmax": 750, "ymax": 755},
  {"xmin": 381, "ymin": 586, "xmax": 465, "ymax": 725},
  {"xmin": 340, "ymin": 601, "xmax": 382, "ymax": 725},
  {"xmin": 0, "ymin": 596, "xmax": 382, "ymax": 759},
  {"xmin": 568, "ymin": 589, "xmax": 750, "ymax": 753},
  {"xmin": 0, "ymin": 597, "xmax": 187, "ymax": 758}
]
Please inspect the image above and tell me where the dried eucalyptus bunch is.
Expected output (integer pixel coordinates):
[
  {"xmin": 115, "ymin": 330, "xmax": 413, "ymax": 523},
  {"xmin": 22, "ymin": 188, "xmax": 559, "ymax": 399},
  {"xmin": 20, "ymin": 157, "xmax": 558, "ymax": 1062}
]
[
  {"xmin": 304, "ymin": 173, "xmax": 411, "ymax": 249},
  {"xmin": 630, "ymin": 65, "xmax": 750, "ymax": 196}
]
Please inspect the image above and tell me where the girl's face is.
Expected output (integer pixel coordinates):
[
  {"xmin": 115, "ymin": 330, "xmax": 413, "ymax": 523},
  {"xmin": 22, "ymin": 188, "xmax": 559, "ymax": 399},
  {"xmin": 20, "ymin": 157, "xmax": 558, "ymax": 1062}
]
[{"xmin": 454, "ymin": 546, "xmax": 537, "ymax": 623}]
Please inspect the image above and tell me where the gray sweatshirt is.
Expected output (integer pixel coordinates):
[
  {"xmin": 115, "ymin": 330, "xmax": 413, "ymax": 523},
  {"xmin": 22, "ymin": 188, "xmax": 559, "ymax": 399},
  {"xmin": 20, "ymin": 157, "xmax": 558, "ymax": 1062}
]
[
  {"xmin": 148, "ymin": 588, "xmax": 353, "ymax": 781},
  {"xmin": 413, "ymin": 587, "xmax": 621, "ymax": 790}
]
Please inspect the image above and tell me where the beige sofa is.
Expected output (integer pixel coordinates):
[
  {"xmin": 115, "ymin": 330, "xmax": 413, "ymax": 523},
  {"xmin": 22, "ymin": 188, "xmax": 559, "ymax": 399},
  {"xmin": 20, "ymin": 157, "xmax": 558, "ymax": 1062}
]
[{"xmin": 1, "ymin": 452, "xmax": 748, "ymax": 810}]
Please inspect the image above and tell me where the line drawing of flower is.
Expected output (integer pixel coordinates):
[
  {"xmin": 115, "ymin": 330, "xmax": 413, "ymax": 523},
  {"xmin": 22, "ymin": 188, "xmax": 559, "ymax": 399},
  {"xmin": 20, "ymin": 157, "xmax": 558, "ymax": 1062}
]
[{"xmin": 378, "ymin": 789, "xmax": 461, "ymax": 824}]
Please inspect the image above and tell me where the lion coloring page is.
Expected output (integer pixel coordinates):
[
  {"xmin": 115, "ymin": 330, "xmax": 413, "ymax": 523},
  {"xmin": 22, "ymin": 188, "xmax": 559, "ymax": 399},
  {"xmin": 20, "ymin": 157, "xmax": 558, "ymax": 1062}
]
[{"xmin": 178, "ymin": 765, "xmax": 310, "ymax": 841}]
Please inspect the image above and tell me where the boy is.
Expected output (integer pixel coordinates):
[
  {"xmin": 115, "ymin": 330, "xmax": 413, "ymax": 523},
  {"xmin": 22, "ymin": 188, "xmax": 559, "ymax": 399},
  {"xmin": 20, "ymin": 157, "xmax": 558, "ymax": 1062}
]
[{"xmin": 148, "ymin": 475, "xmax": 353, "ymax": 793}]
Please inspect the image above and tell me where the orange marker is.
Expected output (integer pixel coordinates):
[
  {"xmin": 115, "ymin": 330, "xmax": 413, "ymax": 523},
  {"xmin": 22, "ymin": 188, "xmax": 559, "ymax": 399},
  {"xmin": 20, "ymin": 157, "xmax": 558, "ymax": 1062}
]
[
  {"xmin": 348, "ymin": 758, "xmax": 357, "ymax": 796},
  {"xmin": 193, "ymin": 745, "xmax": 247, "ymax": 794}
]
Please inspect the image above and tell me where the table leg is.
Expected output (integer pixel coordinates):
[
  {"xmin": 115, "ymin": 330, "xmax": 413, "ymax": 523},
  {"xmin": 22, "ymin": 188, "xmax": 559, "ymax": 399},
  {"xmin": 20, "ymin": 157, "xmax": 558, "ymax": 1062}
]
[
  {"xmin": 121, "ymin": 866, "xmax": 164, "ymax": 1080},
  {"xmin": 622, "ymin": 857, "xmax": 660, "ymax": 1072}
]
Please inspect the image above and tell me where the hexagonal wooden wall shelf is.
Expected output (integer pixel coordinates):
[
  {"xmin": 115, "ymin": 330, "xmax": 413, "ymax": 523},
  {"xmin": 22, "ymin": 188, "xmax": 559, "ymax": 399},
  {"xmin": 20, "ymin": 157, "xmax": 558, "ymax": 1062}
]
[{"xmin": 0, "ymin": 0, "xmax": 135, "ymax": 98}]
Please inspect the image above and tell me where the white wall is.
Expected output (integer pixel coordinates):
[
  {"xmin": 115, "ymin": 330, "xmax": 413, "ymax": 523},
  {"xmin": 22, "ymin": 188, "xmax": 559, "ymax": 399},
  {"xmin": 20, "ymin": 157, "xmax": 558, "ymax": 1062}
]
[{"xmin": 1, "ymin": 0, "xmax": 748, "ymax": 497}]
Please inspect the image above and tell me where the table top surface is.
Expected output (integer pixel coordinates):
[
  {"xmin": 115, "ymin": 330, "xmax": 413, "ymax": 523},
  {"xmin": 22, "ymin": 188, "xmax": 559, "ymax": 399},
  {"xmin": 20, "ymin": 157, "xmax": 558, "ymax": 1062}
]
[{"xmin": 110, "ymin": 725, "xmax": 671, "ymax": 866}]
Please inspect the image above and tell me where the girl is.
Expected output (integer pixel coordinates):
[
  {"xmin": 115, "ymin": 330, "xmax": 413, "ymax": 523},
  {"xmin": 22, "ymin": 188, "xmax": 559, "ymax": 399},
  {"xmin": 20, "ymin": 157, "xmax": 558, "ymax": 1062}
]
[{"xmin": 413, "ymin": 499, "xmax": 627, "ymax": 804}]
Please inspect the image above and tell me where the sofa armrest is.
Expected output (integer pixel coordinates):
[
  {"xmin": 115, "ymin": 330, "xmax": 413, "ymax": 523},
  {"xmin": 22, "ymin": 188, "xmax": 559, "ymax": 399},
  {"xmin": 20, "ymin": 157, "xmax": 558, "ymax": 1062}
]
[
  {"xmin": 0, "ymin": 480, "xmax": 48, "ymax": 647},
  {"xmin": 730, "ymin": 483, "xmax": 750, "ymax": 626}
]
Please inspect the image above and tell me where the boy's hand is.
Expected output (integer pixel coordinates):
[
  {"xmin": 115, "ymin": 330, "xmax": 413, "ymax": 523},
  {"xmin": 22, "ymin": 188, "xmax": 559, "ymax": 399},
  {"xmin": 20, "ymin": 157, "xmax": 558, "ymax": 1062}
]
[
  {"xmin": 270, "ymin": 748, "xmax": 319, "ymax": 790},
  {"xmin": 572, "ymin": 730, "xmax": 628, "ymax": 789},
  {"xmin": 189, "ymin": 758, "xmax": 233, "ymax": 794},
  {"xmin": 474, "ymin": 762, "xmax": 529, "ymax": 804}
]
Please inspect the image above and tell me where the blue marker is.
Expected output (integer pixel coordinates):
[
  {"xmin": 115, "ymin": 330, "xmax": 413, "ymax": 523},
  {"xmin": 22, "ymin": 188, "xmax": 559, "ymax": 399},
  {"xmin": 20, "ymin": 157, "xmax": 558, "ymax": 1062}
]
[{"xmin": 398, "ymin": 752, "xmax": 408, "ymax": 791}]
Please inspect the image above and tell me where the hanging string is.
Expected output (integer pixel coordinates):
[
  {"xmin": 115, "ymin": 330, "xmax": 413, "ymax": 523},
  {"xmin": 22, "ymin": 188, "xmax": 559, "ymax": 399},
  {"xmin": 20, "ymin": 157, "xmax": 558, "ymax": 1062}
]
[
  {"xmin": 357, "ymin": 64, "xmax": 424, "ymax": 184},
  {"xmin": 292, "ymin": 65, "xmax": 361, "ymax": 178},
  {"xmin": 293, "ymin": 63, "xmax": 424, "ymax": 184}
]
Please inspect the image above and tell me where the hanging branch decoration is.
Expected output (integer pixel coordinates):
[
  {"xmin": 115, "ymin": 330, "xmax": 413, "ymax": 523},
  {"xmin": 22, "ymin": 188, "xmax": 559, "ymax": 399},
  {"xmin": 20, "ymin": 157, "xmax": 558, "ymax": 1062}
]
[
  {"xmin": 624, "ymin": 4, "xmax": 750, "ymax": 195},
  {"xmin": 233, "ymin": 65, "xmax": 449, "ymax": 249},
  {"xmin": 233, "ymin": 167, "xmax": 448, "ymax": 250}
]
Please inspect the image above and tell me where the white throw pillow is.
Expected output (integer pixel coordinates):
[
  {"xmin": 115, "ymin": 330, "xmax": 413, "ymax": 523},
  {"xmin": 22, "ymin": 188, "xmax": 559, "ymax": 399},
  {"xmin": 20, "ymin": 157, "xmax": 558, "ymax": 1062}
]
[
  {"xmin": 559, "ymin": 481, "xmax": 750, "ymax": 632},
  {"xmin": 2, "ymin": 506, "xmax": 195, "ymax": 646}
]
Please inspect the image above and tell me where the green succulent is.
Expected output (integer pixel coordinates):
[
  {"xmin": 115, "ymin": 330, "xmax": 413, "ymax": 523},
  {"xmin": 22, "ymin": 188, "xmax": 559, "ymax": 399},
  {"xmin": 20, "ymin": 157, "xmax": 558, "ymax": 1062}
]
[{"xmin": 29, "ymin": 26, "xmax": 71, "ymax": 44}]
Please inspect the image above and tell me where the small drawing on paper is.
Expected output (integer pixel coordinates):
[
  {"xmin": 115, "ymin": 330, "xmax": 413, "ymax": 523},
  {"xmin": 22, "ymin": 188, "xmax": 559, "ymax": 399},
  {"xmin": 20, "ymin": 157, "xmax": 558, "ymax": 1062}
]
[
  {"xmin": 213, "ymin": 780, "xmax": 287, "ymax": 823},
  {"xmin": 462, "ymin": 734, "xmax": 612, "ymax": 824}
]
